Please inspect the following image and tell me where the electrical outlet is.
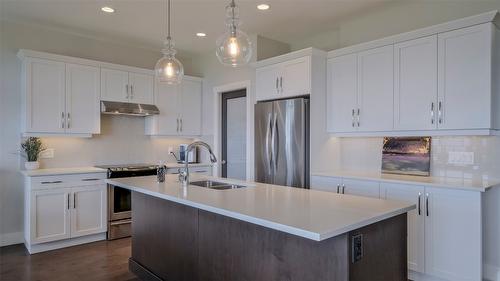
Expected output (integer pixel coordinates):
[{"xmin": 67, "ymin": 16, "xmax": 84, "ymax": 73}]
[
  {"xmin": 448, "ymin": 151, "xmax": 474, "ymax": 165},
  {"xmin": 39, "ymin": 148, "xmax": 54, "ymax": 159}
]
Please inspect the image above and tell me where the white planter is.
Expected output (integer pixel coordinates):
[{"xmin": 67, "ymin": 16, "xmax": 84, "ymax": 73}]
[{"xmin": 25, "ymin": 161, "xmax": 40, "ymax": 170}]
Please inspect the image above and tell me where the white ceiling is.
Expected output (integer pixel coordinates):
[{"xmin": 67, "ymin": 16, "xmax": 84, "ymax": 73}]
[{"xmin": 1, "ymin": 0, "xmax": 394, "ymax": 55}]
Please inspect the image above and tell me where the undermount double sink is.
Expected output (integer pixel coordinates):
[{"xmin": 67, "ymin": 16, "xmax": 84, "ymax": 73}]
[{"xmin": 189, "ymin": 180, "xmax": 246, "ymax": 190}]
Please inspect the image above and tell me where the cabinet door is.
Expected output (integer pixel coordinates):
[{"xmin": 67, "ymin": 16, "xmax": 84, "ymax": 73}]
[
  {"xmin": 129, "ymin": 72, "xmax": 154, "ymax": 104},
  {"xmin": 357, "ymin": 45, "xmax": 394, "ymax": 132},
  {"xmin": 100, "ymin": 68, "xmax": 129, "ymax": 102},
  {"xmin": 341, "ymin": 178, "xmax": 380, "ymax": 198},
  {"xmin": 256, "ymin": 65, "xmax": 281, "ymax": 101},
  {"xmin": 179, "ymin": 79, "xmax": 202, "ymax": 136},
  {"xmin": 25, "ymin": 58, "xmax": 66, "ymax": 133},
  {"xmin": 437, "ymin": 23, "xmax": 492, "ymax": 130},
  {"xmin": 394, "ymin": 36, "xmax": 438, "ymax": 131},
  {"xmin": 381, "ymin": 183, "xmax": 425, "ymax": 273},
  {"xmin": 154, "ymin": 81, "xmax": 180, "ymax": 135},
  {"xmin": 70, "ymin": 185, "xmax": 107, "ymax": 238},
  {"xmin": 327, "ymin": 54, "xmax": 358, "ymax": 133},
  {"xmin": 30, "ymin": 188, "xmax": 71, "ymax": 244},
  {"xmin": 310, "ymin": 176, "xmax": 343, "ymax": 193},
  {"xmin": 424, "ymin": 187, "xmax": 481, "ymax": 281},
  {"xmin": 281, "ymin": 56, "xmax": 311, "ymax": 98},
  {"xmin": 65, "ymin": 63, "xmax": 100, "ymax": 134}
]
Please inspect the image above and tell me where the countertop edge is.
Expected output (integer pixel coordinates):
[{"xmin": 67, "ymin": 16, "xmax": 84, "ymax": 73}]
[
  {"xmin": 20, "ymin": 167, "xmax": 107, "ymax": 177},
  {"xmin": 107, "ymin": 178, "xmax": 415, "ymax": 241},
  {"xmin": 311, "ymin": 172, "xmax": 498, "ymax": 192}
]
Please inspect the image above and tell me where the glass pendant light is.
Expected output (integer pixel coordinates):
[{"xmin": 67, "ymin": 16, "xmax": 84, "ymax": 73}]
[
  {"xmin": 216, "ymin": 0, "xmax": 252, "ymax": 67},
  {"xmin": 155, "ymin": 0, "xmax": 184, "ymax": 84}
]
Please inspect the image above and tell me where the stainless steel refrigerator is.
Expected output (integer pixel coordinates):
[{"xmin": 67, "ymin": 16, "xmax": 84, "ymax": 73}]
[{"xmin": 255, "ymin": 97, "xmax": 309, "ymax": 188}]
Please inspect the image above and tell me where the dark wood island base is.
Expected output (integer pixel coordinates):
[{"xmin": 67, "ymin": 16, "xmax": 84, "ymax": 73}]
[{"xmin": 129, "ymin": 191, "xmax": 407, "ymax": 281}]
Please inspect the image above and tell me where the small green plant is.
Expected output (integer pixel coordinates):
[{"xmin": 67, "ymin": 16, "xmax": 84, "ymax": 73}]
[{"xmin": 21, "ymin": 137, "xmax": 45, "ymax": 162}]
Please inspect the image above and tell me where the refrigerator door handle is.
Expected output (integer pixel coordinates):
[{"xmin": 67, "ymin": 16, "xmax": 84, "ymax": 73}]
[
  {"xmin": 265, "ymin": 113, "xmax": 272, "ymax": 176},
  {"xmin": 272, "ymin": 112, "xmax": 279, "ymax": 172}
]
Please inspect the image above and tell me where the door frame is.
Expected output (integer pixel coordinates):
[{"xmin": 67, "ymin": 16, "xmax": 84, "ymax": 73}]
[
  {"xmin": 212, "ymin": 80, "xmax": 253, "ymax": 180},
  {"xmin": 221, "ymin": 89, "xmax": 247, "ymax": 178}
]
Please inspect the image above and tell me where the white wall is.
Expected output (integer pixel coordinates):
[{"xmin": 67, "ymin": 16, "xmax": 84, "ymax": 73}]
[{"xmin": 0, "ymin": 19, "xmax": 201, "ymax": 245}]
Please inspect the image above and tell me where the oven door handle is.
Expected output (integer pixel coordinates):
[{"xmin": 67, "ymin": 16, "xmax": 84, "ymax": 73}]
[{"xmin": 110, "ymin": 219, "xmax": 132, "ymax": 226}]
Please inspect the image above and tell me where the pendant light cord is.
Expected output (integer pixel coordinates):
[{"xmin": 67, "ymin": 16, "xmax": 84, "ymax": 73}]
[{"xmin": 166, "ymin": 0, "xmax": 171, "ymax": 41}]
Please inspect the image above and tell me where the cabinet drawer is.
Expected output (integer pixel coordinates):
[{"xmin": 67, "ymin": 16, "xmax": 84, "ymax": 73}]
[{"xmin": 31, "ymin": 173, "xmax": 107, "ymax": 190}]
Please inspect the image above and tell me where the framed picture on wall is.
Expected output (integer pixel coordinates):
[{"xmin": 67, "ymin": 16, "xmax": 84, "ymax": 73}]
[{"xmin": 382, "ymin": 137, "xmax": 431, "ymax": 176}]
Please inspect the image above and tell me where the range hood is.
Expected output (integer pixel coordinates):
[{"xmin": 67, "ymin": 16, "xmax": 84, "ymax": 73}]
[{"xmin": 100, "ymin": 101, "xmax": 160, "ymax": 116}]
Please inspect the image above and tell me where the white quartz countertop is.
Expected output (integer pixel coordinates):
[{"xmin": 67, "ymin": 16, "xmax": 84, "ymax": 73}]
[
  {"xmin": 312, "ymin": 171, "xmax": 499, "ymax": 192},
  {"xmin": 21, "ymin": 167, "xmax": 107, "ymax": 177},
  {"xmin": 106, "ymin": 175, "xmax": 414, "ymax": 241}
]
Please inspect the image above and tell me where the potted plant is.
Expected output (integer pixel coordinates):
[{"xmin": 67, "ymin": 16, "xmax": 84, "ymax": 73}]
[{"xmin": 21, "ymin": 137, "xmax": 45, "ymax": 170}]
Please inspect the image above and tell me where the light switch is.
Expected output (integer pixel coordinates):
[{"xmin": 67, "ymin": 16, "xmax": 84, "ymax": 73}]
[
  {"xmin": 448, "ymin": 151, "xmax": 474, "ymax": 165},
  {"xmin": 39, "ymin": 148, "xmax": 54, "ymax": 159}
]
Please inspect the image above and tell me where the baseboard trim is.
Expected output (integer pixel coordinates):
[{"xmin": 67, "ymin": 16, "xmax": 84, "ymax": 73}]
[
  {"xmin": 0, "ymin": 232, "xmax": 24, "ymax": 247},
  {"xmin": 484, "ymin": 263, "xmax": 500, "ymax": 281},
  {"xmin": 26, "ymin": 233, "xmax": 106, "ymax": 254}
]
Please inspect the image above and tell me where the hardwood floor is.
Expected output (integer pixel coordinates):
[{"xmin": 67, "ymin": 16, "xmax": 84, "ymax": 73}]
[{"xmin": 0, "ymin": 238, "xmax": 138, "ymax": 281}]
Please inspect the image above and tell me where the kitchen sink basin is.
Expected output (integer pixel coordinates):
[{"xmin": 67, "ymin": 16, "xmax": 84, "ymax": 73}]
[{"xmin": 189, "ymin": 180, "xmax": 246, "ymax": 190}]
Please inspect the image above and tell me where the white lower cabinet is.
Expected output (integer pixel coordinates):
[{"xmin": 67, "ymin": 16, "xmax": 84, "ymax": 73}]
[
  {"xmin": 30, "ymin": 188, "xmax": 72, "ymax": 244},
  {"xmin": 312, "ymin": 175, "xmax": 483, "ymax": 281},
  {"xmin": 70, "ymin": 185, "xmax": 107, "ymax": 238},
  {"xmin": 310, "ymin": 176, "xmax": 379, "ymax": 198},
  {"xmin": 25, "ymin": 173, "xmax": 107, "ymax": 254}
]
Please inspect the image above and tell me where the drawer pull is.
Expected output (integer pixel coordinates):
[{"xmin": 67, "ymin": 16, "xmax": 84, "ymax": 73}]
[
  {"xmin": 41, "ymin": 180, "xmax": 63, "ymax": 184},
  {"xmin": 110, "ymin": 219, "xmax": 132, "ymax": 226},
  {"xmin": 82, "ymin": 178, "xmax": 100, "ymax": 181}
]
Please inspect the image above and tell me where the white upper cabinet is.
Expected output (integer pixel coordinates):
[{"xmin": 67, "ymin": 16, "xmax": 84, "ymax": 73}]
[
  {"xmin": 146, "ymin": 76, "xmax": 202, "ymax": 136},
  {"xmin": 65, "ymin": 63, "xmax": 100, "ymax": 134},
  {"xmin": 128, "ymin": 72, "xmax": 154, "ymax": 104},
  {"xmin": 101, "ymin": 68, "xmax": 154, "ymax": 104},
  {"xmin": 394, "ymin": 36, "xmax": 438, "ymax": 131},
  {"xmin": 356, "ymin": 45, "xmax": 394, "ymax": 132},
  {"xmin": 255, "ymin": 54, "xmax": 312, "ymax": 101},
  {"xmin": 179, "ymin": 79, "xmax": 202, "ymax": 136},
  {"xmin": 24, "ymin": 58, "xmax": 66, "ymax": 133},
  {"xmin": 327, "ymin": 54, "xmax": 358, "ymax": 133},
  {"xmin": 437, "ymin": 23, "xmax": 492, "ymax": 130},
  {"xmin": 326, "ymin": 13, "xmax": 499, "ymax": 136},
  {"xmin": 100, "ymin": 68, "xmax": 129, "ymax": 103},
  {"xmin": 19, "ymin": 53, "xmax": 100, "ymax": 136}
]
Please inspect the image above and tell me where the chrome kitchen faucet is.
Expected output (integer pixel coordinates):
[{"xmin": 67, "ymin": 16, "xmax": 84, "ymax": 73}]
[{"xmin": 178, "ymin": 141, "xmax": 217, "ymax": 186}]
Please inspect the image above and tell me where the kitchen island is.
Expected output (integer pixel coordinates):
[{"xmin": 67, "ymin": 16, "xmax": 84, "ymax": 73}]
[{"xmin": 107, "ymin": 175, "xmax": 414, "ymax": 281}]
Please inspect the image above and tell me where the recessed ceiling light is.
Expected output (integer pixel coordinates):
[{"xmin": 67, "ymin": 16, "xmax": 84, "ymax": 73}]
[
  {"xmin": 257, "ymin": 4, "xmax": 270, "ymax": 10},
  {"xmin": 101, "ymin": 6, "xmax": 115, "ymax": 13},
  {"xmin": 196, "ymin": 32, "xmax": 207, "ymax": 37}
]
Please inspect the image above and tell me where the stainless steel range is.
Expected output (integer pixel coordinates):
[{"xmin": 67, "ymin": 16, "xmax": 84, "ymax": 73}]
[{"xmin": 95, "ymin": 164, "xmax": 157, "ymax": 240}]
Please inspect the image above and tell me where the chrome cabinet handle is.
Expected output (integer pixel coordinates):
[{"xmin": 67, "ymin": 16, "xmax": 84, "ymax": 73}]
[
  {"xmin": 431, "ymin": 103, "xmax": 435, "ymax": 125},
  {"xmin": 126, "ymin": 84, "xmax": 129, "ymax": 99},
  {"xmin": 41, "ymin": 180, "xmax": 63, "ymax": 184},
  {"xmin": 82, "ymin": 178, "xmax": 100, "ymax": 181},
  {"xmin": 176, "ymin": 118, "xmax": 179, "ymax": 132},
  {"xmin": 130, "ymin": 85, "xmax": 134, "ymax": 99},
  {"xmin": 61, "ymin": 112, "xmax": 65, "ymax": 129},
  {"xmin": 357, "ymin": 109, "xmax": 360, "ymax": 127},
  {"xmin": 67, "ymin": 193, "xmax": 70, "ymax": 210},
  {"xmin": 438, "ymin": 101, "xmax": 443, "ymax": 124},
  {"xmin": 418, "ymin": 192, "xmax": 422, "ymax": 215},
  {"xmin": 73, "ymin": 193, "xmax": 76, "ymax": 209},
  {"xmin": 276, "ymin": 77, "xmax": 279, "ymax": 93},
  {"xmin": 342, "ymin": 184, "xmax": 346, "ymax": 194},
  {"xmin": 280, "ymin": 76, "xmax": 283, "ymax": 92},
  {"xmin": 352, "ymin": 109, "xmax": 355, "ymax": 127},
  {"xmin": 67, "ymin": 112, "xmax": 71, "ymax": 129},
  {"xmin": 180, "ymin": 118, "xmax": 183, "ymax": 132},
  {"xmin": 426, "ymin": 193, "xmax": 430, "ymax": 217},
  {"xmin": 337, "ymin": 184, "xmax": 340, "ymax": 193}
]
